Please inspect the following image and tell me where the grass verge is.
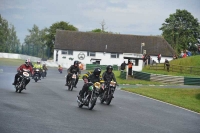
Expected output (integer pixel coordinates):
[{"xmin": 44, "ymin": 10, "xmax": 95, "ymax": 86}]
[{"xmin": 122, "ymin": 87, "xmax": 200, "ymax": 113}]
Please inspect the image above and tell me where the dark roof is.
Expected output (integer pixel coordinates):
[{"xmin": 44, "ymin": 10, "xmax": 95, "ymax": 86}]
[{"xmin": 55, "ymin": 30, "xmax": 175, "ymax": 56}]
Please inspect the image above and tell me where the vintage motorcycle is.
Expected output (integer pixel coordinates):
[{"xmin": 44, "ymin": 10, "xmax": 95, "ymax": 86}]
[
  {"xmin": 42, "ymin": 69, "xmax": 47, "ymax": 78},
  {"xmin": 33, "ymin": 68, "xmax": 41, "ymax": 82},
  {"xmin": 15, "ymin": 70, "xmax": 30, "ymax": 93},
  {"xmin": 99, "ymin": 81, "xmax": 116, "ymax": 105},
  {"xmin": 77, "ymin": 82, "xmax": 101, "ymax": 110},
  {"xmin": 67, "ymin": 73, "xmax": 77, "ymax": 91}
]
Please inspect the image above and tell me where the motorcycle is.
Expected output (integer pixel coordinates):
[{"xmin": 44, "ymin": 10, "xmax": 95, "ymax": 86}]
[
  {"xmin": 77, "ymin": 82, "xmax": 101, "ymax": 110},
  {"xmin": 67, "ymin": 73, "xmax": 77, "ymax": 91},
  {"xmin": 42, "ymin": 69, "xmax": 47, "ymax": 78},
  {"xmin": 99, "ymin": 81, "xmax": 116, "ymax": 105},
  {"xmin": 15, "ymin": 70, "xmax": 30, "ymax": 93},
  {"xmin": 33, "ymin": 68, "xmax": 40, "ymax": 82}
]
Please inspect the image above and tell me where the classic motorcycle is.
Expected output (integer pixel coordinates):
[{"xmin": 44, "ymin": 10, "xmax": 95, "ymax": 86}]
[
  {"xmin": 15, "ymin": 70, "xmax": 30, "ymax": 93},
  {"xmin": 77, "ymin": 82, "xmax": 101, "ymax": 110},
  {"xmin": 99, "ymin": 81, "xmax": 116, "ymax": 105},
  {"xmin": 33, "ymin": 68, "xmax": 41, "ymax": 82},
  {"xmin": 42, "ymin": 69, "xmax": 47, "ymax": 78},
  {"xmin": 67, "ymin": 73, "xmax": 77, "ymax": 91}
]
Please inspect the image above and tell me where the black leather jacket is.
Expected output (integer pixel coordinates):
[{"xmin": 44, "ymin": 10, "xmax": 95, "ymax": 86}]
[{"xmin": 68, "ymin": 65, "xmax": 80, "ymax": 74}]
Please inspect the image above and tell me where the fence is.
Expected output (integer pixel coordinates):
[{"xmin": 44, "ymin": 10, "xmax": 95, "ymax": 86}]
[{"xmin": 149, "ymin": 63, "xmax": 200, "ymax": 75}]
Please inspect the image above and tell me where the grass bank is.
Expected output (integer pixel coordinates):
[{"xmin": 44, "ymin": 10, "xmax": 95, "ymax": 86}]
[
  {"xmin": 122, "ymin": 87, "xmax": 200, "ymax": 113},
  {"xmin": 0, "ymin": 58, "xmax": 25, "ymax": 66}
]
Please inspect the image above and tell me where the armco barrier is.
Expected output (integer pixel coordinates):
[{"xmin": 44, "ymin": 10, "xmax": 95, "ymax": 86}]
[
  {"xmin": 133, "ymin": 71, "xmax": 200, "ymax": 86},
  {"xmin": 86, "ymin": 64, "xmax": 118, "ymax": 71},
  {"xmin": 132, "ymin": 71, "xmax": 151, "ymax": 81}
]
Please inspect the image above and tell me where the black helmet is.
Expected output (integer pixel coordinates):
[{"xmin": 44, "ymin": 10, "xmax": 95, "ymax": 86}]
[
  {"xmin": 74, "ymin": 61, "xmax": 78, "ymax": 66},
  {"xmin": 93, "ymin": 68, "xmax": 101, "ymax": 77},
  {"xmin": 106, "ymin": 65, "xmax": 113, "ymax": 72}
]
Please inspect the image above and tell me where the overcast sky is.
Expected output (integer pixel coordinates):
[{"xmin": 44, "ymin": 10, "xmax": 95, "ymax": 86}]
[{"xmin": 1, "ymin": 0, "xmax": 200, "ymax": 44}]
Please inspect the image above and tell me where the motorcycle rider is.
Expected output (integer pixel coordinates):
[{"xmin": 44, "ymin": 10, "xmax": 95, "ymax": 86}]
[
  {"xmin": 100, "ymin": 65, "xmax": 118, "ymax": 98},
  {"xmin": 65, "ymin": 61, "xmax": 80, "ymax": 88},
  {"xmin": 78, "ymin": 67, "xmax": 103, "ymax": 101},
  {"xmin": 12, "ymin": 59, "xmax": 33, "ymax": 89},
  {"xmin": 33, "ymin": 61, "xmax": 43, "ymax": 80},
  {"xmin": 42, "ymin": 64, "xmax": 48, "ymax": 77}
]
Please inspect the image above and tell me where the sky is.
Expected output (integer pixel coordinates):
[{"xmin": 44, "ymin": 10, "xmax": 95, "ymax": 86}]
[{"xmin": 1, "ymin": 0, "xmax": 200, "ymax": 44}]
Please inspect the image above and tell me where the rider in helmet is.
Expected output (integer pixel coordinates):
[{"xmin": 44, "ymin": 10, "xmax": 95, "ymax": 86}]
[
  {"xmin": 12, "ymin": 59, "xmax": 33, "ymax": 89},
  {"xmin": 100, "ymin": 65, "xmax": 118, "ymax": 97},
  {"xmin": 65, "ymin": 61, "xmax": 81, "ymax": 88},
  {"xmin": 78, "ymin": 67, "xmax": 103, "ymax": 101},
  {"xmin": 33, "ymin": 61, "xmax": 43, "ymax": 80}
]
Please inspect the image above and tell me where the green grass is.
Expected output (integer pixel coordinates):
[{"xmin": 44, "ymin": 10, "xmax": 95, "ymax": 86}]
[
  {"xmin": 0, "ymin": 58, "xmax": 26, "ymax": 66},
  {"xmin": 142, "ymin": 55, "xmax": 200, "ymax": 78},
  {"xmin": 122, "ymin": 87, "xmax": 200, "ymax": 113}
]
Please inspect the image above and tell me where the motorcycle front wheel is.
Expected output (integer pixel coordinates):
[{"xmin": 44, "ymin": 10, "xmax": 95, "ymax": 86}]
[{"xmin": 88, "ymin": 97, "xmax": 97, "ymax": 110}]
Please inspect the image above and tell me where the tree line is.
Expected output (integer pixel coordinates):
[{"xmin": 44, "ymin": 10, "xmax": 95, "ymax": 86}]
[{"xmin": 0, "ymin": 9, "xmax": 200, "ymax": 59}]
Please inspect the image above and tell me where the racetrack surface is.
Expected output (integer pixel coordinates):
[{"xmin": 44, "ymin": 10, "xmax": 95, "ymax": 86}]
[{"xmin": 0, "ymin": 66, "xmax": 199, "ymax": 133}]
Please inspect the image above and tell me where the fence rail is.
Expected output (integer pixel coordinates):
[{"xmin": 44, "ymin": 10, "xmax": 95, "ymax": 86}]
[{"xmin": 149, "ymin": 63, "xmax": 200, "ymax": 75}]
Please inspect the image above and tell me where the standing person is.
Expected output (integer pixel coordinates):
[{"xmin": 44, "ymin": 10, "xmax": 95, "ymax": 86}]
[
  {"xmin": 65, "ymin": 61, "xmax": 80, "ymax": 88},
  {"xmin": 157, "ymin": 54, "xmax": 161, "ymax": 63},
  {"xmin": 164, "ymin": 59, "xmax": 170, "ymax": 72},
  {"xmin": 12, "ymin": 59, "xmax": 33, "ymax": 89},
  {"xmin": 128, "ymin": 60, "xmax": 133, "ymax": 76},
  {"xmin": 120, "ymin": 61, "xmax": 126, "ymax": 71}
]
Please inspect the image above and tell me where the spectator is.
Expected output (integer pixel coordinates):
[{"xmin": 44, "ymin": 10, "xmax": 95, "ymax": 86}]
[
  {"xmin": 182, "ymin": 51, "xmax": 187, "ymax": 58},
  {"xmin": 180, "ymin": 51, "xmax": 184, "ymax": 58},
  {"xmin": 128, "ymin": 60, "xmax": 133, "ymax": 76},
  {"xmin": 157, "ymin": 54, "xmax": 161, "ymax": 63},
  {"xmin": 147, "ymin": 54, "xmax": 151, "ymax": 65},
  {"xmin": 120, "ymin": 61, "xmax": 127, "ymax": 71},
  {"xmin": 186, "ymin": 50, "xmax": 192, "ymax": 56},
  {"xmin": 173, "ymin": 54, "xmax": 178, "ymax": 60},
  {"xmin": 164, "ymin": 59, "xmax": 170, "ymax": 72}
]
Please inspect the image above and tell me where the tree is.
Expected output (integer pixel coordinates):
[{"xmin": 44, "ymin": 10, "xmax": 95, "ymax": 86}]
[
  {"xmin": 0, "ymin": 15, "xmax": 20, "ymax": 53},
  {"xmin": 45, "ymin": 21, "xmax": 78, "ymax": 58},
  {"xmin": 24, "ymin": 24, "xmax": 48, "ymax": 57},
  {"xmin": 159, "ymin": 9, "xmax": 200, "ymax": 53},
  {"xmin": 0, "ymin": 15, "xmax": 9, "ymax": 52}
]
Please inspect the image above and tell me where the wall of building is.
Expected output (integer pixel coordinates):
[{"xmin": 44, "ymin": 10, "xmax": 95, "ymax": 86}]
[{"xmin": 54, "ymin": 50, "xmax": 126, "ymax": 68}]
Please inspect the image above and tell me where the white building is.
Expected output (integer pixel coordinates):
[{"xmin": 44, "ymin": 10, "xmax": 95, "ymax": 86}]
[{"xmin": 54, "ymin": 30, "xmax": 175, "ymax": 71}]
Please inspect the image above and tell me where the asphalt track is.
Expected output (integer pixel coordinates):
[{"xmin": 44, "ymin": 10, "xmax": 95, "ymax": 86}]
[{"xmin": 0, "ymin": 66, "xmax": 199, "ymax": 133}]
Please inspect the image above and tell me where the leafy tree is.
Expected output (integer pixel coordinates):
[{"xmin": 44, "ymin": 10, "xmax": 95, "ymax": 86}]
[
  {"xmin": 0, "ymin": 15, "xmax": 9, "ymax": 52},
  {"xmin": 45, "ymin": 21, "xmax": 78, "ymax": 57},
  {"xmin": 159, "ymin": 9, "xmax": 200, "ymax": 53},
  {"xmin": 0, "ymin": 15, "xmax": 20, "ymax": 53},
  {"xmin": 6, "ymin": 25, "xmax": 20, "ymax": 53},
  {"xmin": 91, "ymin": 28, "xmax": 103, "ymax": 32},
  {"xmin": 24, "ymin": 24, "xmax": 48, "ymax": 57}
]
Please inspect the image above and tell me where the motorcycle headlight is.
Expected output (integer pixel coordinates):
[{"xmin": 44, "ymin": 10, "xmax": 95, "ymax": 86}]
[{"xmin": 94, "ymin": 82, "xmax": 100, "ymax": 90}]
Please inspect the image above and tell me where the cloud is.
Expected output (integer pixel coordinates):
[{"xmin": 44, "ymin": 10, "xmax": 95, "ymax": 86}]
[{"xmin": 13, "ymin": 14, "xmax": 24, "ymax": 19}]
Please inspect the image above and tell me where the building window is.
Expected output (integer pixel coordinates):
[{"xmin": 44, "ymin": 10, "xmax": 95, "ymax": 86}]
[
  {"xmin": 87, "ymin": 51, "xmax": 96, "ymax": 57},
  {"xmin": 62, "ymin": 50, "xmax": 73, "ymax": 55},
  {"xmin": 111, "ymin": 53, "xmax": 119, "ymax": 58}
]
